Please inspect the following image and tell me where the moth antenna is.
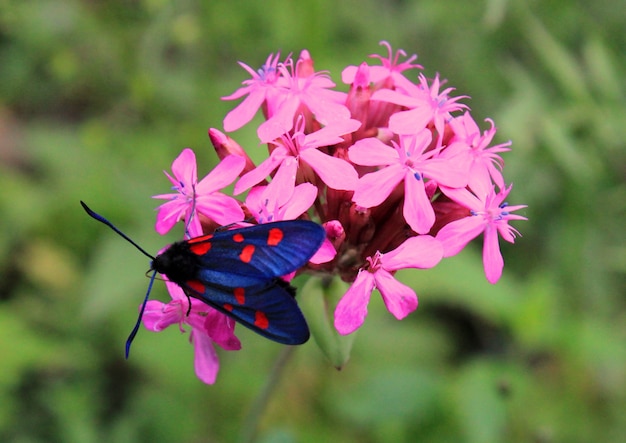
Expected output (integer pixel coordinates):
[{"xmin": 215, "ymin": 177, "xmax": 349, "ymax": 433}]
[
  {"xmin": 125, "ymin": 270, "xmax": 157, "ymax": 358},
  {"xmin": 80, "ymin": 201, "xmax": 156, "ymax": 260}
]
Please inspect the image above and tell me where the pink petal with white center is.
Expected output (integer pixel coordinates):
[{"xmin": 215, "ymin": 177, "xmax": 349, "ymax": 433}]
[
  {"xmin": 375, "ymin": 270, "xmax": 418, "ymax": 320},
  {"xmin": 382, "ymin": 235, "xmax": 443, "ymax": 270},
  {"xmin": 349, "ymin": 137, "xmax": 399, "ymax": 166},
  {"xmin": 436, "ymin": 216, "xmax": 486, "ymax": 257},
  {"xmin": 403, "ymin": 173, "xmax": 435, "ymax": 234},
  {"xmin": 483, "ymin": 224, "xmax": 504, "ymax": 284},
  {"xmin": 234, "ymin": 147, "xmax": 288, "ymax": 194},
  {"xmin": 195, "ymin": 155, "xmax": 246, "ymax": 195},
  {"xmin": 334, "ymin": 271, "xmax": 376, "ymax": 335},
  {"xmin": 223, "ymin": 90, "xmax": 267, "ymax": 132},
  {"xmin": 352, "ymin": 163, "xmax": 404, "ymax": 208},
  {"xmin": 300, "ymin": 148, "xmax": 358, "ymax": 191},
  {"xmin": 190, "ymin": 329, "xmax": 220, "ymax": 384}
]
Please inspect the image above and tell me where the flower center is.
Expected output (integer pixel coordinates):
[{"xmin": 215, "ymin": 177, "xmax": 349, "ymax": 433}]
[{"xmin": 365, "ymin": 251, "xmax": 383, "ymax": 273}]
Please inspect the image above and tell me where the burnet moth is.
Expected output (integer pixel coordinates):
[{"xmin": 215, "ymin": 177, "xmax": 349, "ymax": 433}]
[{"xmin": 80, "ymin": 201, "xmax": 325, "ymax": 357}]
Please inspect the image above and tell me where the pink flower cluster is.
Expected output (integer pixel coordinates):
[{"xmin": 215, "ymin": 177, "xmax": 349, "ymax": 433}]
[{"xmin": 145, "ymin": 42, "xmax": 526, "ymax": 383}]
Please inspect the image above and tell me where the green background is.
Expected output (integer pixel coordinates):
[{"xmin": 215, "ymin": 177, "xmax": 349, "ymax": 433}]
[{"xmin": 1, "ymin": 1, "xmax": 625, "ymax": 442}]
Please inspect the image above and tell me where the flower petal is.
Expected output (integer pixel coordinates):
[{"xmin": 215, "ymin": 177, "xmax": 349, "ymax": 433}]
[
  {"xmin": 382, "ymin": 235, "xmax": 443, "ymax": 270},
  {"xmin": 190, "ymin": 329, "xmax": 220, "ymax": 384},
  {"xmin": 303, "ymin": 119, "xmax": 362, "ymax": 148},
  {"xmin": 483, "ymin": 224, "xmax": 504, "ymax": 284},
  {"xmin": 280, "ymin": 183, "xmax": 317, "ymax": 220},
  {"xmin": 154, "ymin": 200, "xmax": 187, "ymax": 235},
  {"xmin": 301, "ymin": 148, "xmax": 358, "ymax": 191},
  {"xmin": 389, "ymin": 106, "xmax": 433, "ymax": 135},
  {"xmin": 234, "ymin": 147, "xmax": 287, "ymax": 194},
  {"xmin": 349, "ymin": 138, "xmax": 399, "ymax": 166},
  {"xmin": 436, "ymin": 216, "xmax": 486, "ymax": 257},
  {"xmin": 171, "ymin": 148, "xmax": 197, "ymax": 185},
  {"xmin": 309, "ymin": 238, "xmax": 336, "ymax": 264},
  {"xmin": 375, "ymin": 270, "xmax": 418, "ymax": 320},
  {"xmin": 142, "ymin": 300, "xmax": 182, "ymax": 332},
  {"xmin": 204, "ymin": 311, "xmax": 242, "ymax": 351},
  {"xmin": 334, "ymin": 271, "xmax": 375, "ymax": 335},
  {"xmin": 223, "ymin": 89, "xmax": 267, "ymax": 132},
  {"xmin": 265, "ymin": 157, "xmax": 298, "ymax": 206},
  {"xmin": 352, "ymin": 164, "xmax": 404, "ymax": 208},
  {"xmin": 195, "ymin": 155, "xmax": 245, "ymax": 195},
  {"xmin": 258, "ymin": 95, "xmax": 300, "ymax": 143},
  {"xmin": 403, "ymin": 172, "xmax": 435, "ymax": 234},
  {"xmin": 196, "ymin": 193, "xmax": 245, "ymax": 226}
]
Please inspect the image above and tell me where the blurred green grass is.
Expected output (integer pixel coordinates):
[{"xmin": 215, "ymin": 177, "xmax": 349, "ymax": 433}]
[{"xmin": 1, "ymin": 1, "xmax": 625, "ymax": 442}]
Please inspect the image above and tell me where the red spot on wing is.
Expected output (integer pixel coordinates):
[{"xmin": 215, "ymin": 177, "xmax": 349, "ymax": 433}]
[
  {"xmin": 223, "ymin": 303, "xmax": 233, "ymax": 312},
  {"xmin": 239, "ymin": 244, "xmax": 255, "ymax": 263},
  {"xmin": 267, "ymin": 228, "xmax": 284, "ymax": 246},
  {"xmin": 187, "ymin": 280, "xmax": 206, "ymax": 294},
  {"xmin": 234, "ymin": 287, "xmax": 245, "ymax": 304},
  {"xmin": 187, "ymin": 234, "xmax": 213, "ymax": 244},
  {"xmin": 189, "ymin": 241, "xmax": 212, "ymax": 255},
  {"xmin": 233, "ymin": 233, "xmax": 244, "ymax": 242},
  {"xmin": 254, "ymin": 311, "xmax": 269, "ymax": 330}
]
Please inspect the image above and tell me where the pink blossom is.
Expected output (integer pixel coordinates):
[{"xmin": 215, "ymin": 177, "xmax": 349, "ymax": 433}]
[
  {"xmin": 373, "ymin": 73, "xmax": 468, "ymax": 142},
  {"xmin": 350, "ymin": 130, "xmax": 469, "ymax": 234},
  {"xmin": 153, "ymin": 149, "xmax": 245, "ymax": 236},
  {"xmin": 222, "ymin": 53, "xmax": 283, "ymax": 133},
  {"xmin": 448, "ymin": 112, "xmax": 511, "ymax": 196},
  {"xmin": 342, "ymin": 40, "xmax": 422, "ymax": 92},
  {"xmin": 436, "ymin": 185, "xmax": 527, "ymax": 283},
  {"xmin": 234, "ymin": 118, "xmax": 361, "ymax": 198},
  {"xmin": 142, "ymin": 280, "xmax": 241, "ymax": 384},
  {"xmin": 256, "ymin": 53, "xmax": 351, "ymax": 143},
  {"xmin": 334, "ymin": 235, "xmax": 443, "ymax": 335}
]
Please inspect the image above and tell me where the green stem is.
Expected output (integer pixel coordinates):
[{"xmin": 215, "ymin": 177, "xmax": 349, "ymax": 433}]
[{"xmin": 239, "ymin": 346, "xmax": 297, "ymax": 443}]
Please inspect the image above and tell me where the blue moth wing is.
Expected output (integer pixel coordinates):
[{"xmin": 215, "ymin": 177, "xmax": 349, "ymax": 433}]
[
  {"xmin": 187, "ymin": 220, "xmax": 325, "ymax": 288},
  {"xmin": 183, "ymin": 279, "xmax": 310, "ymax": 345}
]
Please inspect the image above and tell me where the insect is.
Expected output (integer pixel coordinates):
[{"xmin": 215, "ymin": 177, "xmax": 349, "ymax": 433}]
[{"xmin": 80, "ymin": 201, "xmax": 325, "ymax": 357}]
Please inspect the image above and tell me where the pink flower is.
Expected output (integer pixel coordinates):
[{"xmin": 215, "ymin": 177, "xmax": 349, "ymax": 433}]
[
  {"xmin": 349, "ymin": 130, "xmax": 469, "ymax": 234},
  {"xmin": 334, "ymin": 235, "xmax": 443, "ymax": 335},
  {"xmin": 447, "ymin": 112, "xmax": 511, "ymax": 196},
  {"xmin": 234, "ymin": 118, "xmax": 361, "ymax": 198},
  {"xmin": 153, "ymin": 149, "xmax": 245, "ymax": 236},
  {"xmin": 142, "ymin": 280, "xmax": 241, "ymax": 384},
  {"xmin": 373, "ymin": 73, "xmax": 468, "ymax": 142},
  {"xmin": 222, "ymin": 53, "xmax": 283, "ymax": 133},
  {"xmin": 342, "ymin": 40, "xmax": 422, "ymax": 92},
  {"xmin": 256, "ymin": 52, "xmax": 351, "ymax": 143},
  {"xmin": 436, "ymin": 184, "xmax": 527, "ymax": 283}
]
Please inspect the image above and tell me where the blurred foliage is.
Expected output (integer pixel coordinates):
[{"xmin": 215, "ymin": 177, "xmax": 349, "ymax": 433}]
[{"xmin": 1, "ymin": 0, "xmax": 625, "ymax": 442}]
